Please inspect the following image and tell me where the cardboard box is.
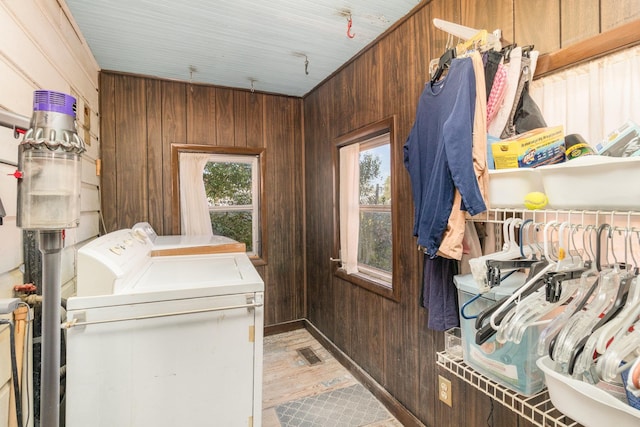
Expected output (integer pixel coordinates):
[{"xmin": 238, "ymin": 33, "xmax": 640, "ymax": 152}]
[
  {"xmin": 596, "ymin": 120, "xmax": 640, "ymax": 157},
  {"xmin": 491, "ymin": 126, "xmax": 565, "ymax": 169}
]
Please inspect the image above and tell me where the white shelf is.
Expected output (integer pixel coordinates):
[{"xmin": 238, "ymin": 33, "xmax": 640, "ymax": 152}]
[
  {"xmin": 436, "ymin": 351, "xmax": 581, "ymax": 427},
  {"xmin": 468, "ymin": 208, "xmax": 640, "ymax": 225}
]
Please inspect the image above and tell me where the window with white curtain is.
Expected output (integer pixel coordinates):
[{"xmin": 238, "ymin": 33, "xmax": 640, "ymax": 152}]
[
  {"xmin": 335, "ymin": 118, "xmax": 397, "ymax": 299},
  {"xmin": 174, "ymin": 145, "xmax": 266, "ymax": 263}
]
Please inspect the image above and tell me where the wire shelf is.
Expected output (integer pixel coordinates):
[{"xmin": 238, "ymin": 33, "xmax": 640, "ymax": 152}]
[
  {"xmin": 467, "ymin": 208, "xmax": 640, "ymax": 228},
  {"xmin": 436, "ymin": 351, "xmax": 582, "ymax": 427}
]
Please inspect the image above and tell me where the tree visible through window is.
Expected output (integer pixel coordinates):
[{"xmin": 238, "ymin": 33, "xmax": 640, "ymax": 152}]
[
  {"xmin": 358, "ymin": 142, "xmax": 392, "ymax": 279},
  {"xmin": 203, "ymin": 154, "xmax": 260, "ymax": 255},
  {"xmin": 337, "ymin": 128, "xmax": 393, "ymax": 288}
]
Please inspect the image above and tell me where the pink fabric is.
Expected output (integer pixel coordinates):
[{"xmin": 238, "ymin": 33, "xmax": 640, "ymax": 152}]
[{"xmin": 487, "ymin": 64, "xmax": 508, "ymax": 126}]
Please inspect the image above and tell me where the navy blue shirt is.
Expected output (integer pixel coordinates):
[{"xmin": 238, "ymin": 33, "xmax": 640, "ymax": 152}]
[{"xmin": 404, "ymin": 57, "xmax": 486, "ymax": 257}]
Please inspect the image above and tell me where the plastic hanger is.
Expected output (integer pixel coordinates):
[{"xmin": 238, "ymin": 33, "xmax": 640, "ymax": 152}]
[
  {"xmin": 461, "ymin": 219, "xmax": 531, "ymax": 321},
  {"xmin": 488, "ymin": 221, "xmax": 559, "ymax": 331},
  {"xmin": 431, "ymin": 48, "xmax": 456, "ymax": 84},
  {"xmin": 474, "ymin": 259, "xmax": 548, "ymax": 345},
  {"xmin": 469, "ymin": 218, "xmax": 533, "ymax": 292},
  {"xmin": 455, "ymin": 29, "xmax": 488, "ymax": 56},
  {"xmin": 551, "ymin": 225, "xmax": 624, "ymax": 374},
  {"xmin": 472, "ymin": 221, "xmax": 541, "ymax": 328},
  {"xmin": 594, "ymin": 232, "xmax": 640, "ymax": 381},
  {"xmin": 574, "ymin": 275, "xmax": 640, "ymax": 380},
  {"xmin": 566, "ymin": 227, "xmax": 637, "ymax": 377},
  {"xmin": 472, "ymin": 221, "xmax": 547, "ymax": 344},
  {"xmin": 544, "ymin": 225, "xmax": 602, "ymax": 359},
  {"xmin": 597, "ymin": 319, "xmax": 640, "ymax": 383},
  {"xmin": 496, "ymin": 223, "xmax": 587, "ymax": 345},
  {"xmin": 432, "ymin": 19, "xmax": 501, "ymax": 50}
]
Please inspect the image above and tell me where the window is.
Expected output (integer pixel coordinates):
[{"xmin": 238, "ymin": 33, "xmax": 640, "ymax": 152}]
[
  {"xmin": 171, "ymin": 144, "xmax": 266, "ymax": 264},
  {"xmin": 205, "ymin": 155, "xmax": 260, "ymax": 255},
  {"xmin": 334, "ymin": 118, "xmax": 398, "ymax": 300}
]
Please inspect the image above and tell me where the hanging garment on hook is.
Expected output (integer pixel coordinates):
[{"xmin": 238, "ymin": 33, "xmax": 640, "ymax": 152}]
[
  {"xmin": 404, "ymin": 57, "xmax": 486, "ymax": 257},
  {"xmin": 438, "ymin": 51, "xmax": 489, "ymax": 260},
  {"xmin": 422, "ymin": 253, "xmax": 460, "ymax": 331},
  {"xmin": 484, "ymin": 50, "xmax": 504, "ymax": 99},
  {"xmin": 488, "ymin": 47, "xmax": 522, "ymax": 138},
  {"xmin": 486, "ymin": 64, "xmax": 508, "ymax": 127}
]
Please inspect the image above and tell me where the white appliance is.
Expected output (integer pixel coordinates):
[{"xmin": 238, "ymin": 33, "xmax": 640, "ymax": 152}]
[
  {"xmin": 132, "ymin": 221, "xmax": 240, "ymax": 252},
  {"xmin": 65, "ymin": 228, "xmax": 264, "ymax": 427}
]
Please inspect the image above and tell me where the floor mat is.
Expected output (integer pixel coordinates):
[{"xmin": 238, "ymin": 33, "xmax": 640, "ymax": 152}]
[{"xmin": 274, "ymin": 383, "xmax": 389, "ymax": 427}]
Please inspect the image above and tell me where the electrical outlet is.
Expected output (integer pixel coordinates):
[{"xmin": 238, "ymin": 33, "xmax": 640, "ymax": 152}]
[{"xmin": 438, "ymin": 375, "xmax": 452, "ymax": 406}]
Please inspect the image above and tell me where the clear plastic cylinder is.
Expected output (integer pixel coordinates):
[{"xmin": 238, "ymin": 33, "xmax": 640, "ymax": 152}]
[{"xmin": 17, "ymin": 149, "xmax": 81, "ymax": 229}]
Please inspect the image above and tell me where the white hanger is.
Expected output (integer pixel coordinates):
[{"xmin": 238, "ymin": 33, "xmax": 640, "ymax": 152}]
[
  {"xmin": 468, "ymin": 218, "xmax": 532, "ymax": 292},
  {"xmin": 536, "ymin": 224, "xmax": 599, "ymax": 356},
  {"xmin": 488, "ymin": 221, "xmax": 559, "ymax": 330},
  {"xmin": 496, "ymin": 222, "xmax": 585, "ymax": 345},
  {"xmin": 597, "ymin": 323, "xmax": 640, "ymax": 383},
  {"xmin": 573, "ymin": 277, "xmax": 640, "ymax": 378},
  {"xmin": 551, "ymin": 267, "xmax": 620, "ymax": 372}
]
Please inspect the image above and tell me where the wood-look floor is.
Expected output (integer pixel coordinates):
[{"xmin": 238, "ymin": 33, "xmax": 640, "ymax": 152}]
[{"xmin": 262, "ymin": 328, "xmax": 403, "ymax": 427}]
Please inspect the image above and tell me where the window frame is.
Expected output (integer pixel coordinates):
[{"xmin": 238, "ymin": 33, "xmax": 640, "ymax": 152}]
[
  {"xmin": 171, "ymin": 144, "xmax": 267, "ymax": 266},
  {"xmin": 333, "ymin": 117, "xmax": 400, "ymax": 302}
]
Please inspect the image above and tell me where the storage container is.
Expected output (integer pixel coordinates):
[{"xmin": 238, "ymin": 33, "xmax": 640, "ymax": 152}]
[
  {"xmin": 454, "ymin": 273, "xmax": 546, "ymax": 396},
  {"xmin": 538, "ymin": 356, "xmax": 640, "ymax": 427},
  {"xmin": 537, "ymin": 155, "xmax": 640, "ymax": 210},
  {"xmin": 488, "ymin": 168, "xmax": 544, "ymax": 208}
]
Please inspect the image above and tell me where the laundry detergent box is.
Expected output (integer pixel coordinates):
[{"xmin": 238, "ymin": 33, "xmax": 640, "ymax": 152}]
[
  {"xmin": 491, "ymin": 126, "xmax": 565, "ymax": 170},
  {"xmin": 453, "ymin": 273, "xmax": 546, "ymax": 396}
]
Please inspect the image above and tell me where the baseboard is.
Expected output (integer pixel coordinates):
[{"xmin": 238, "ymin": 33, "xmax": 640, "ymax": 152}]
[
  {"xmin": 302, "ymin": 320, "xmax": 426, "ymax": 427},
  {"xmin": 264, "ymin": 319, "xmax": 306, "ymax": 336}
]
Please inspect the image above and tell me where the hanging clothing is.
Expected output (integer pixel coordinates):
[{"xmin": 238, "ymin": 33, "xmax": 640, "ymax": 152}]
[
  {"xmin": 404, "ymin": 57, "xmax": 487, "ymax": 258},
  {"xmin": 484, "ymin": 50, "xmax": 504, "ymax": 100},
  {"xmin": 486, "ymin": 64, "xmax": 508, "ymax": 126},
  {"xmin": 488, "ymin": 47, "xmax": 523, "ymax": 138},
  {"xmin": 438, "ymin": 51, "xmax": 489, "ymax": 260},
  {"xmin": 422, "ymin": 253, "xmax": 459, "ymax": 331},
  {"xmin": 501, "ymin": 56, "xmax": 532, "ymax": 138}
]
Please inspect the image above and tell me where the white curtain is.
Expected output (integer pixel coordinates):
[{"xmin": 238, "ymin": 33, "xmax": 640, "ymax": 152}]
[
  {"xmin": 530, "ymin": 46, "xmax": 640, "ymax": 145},
  {"xmin": 339, "ymin": 144, "xmax": 360, "ymax": 274},
  {"xmin": 179, "ymin": 152, "xmax": 214, "ymax": 236}
]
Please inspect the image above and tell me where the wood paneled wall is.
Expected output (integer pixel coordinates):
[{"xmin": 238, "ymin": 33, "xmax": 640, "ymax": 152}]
[
  {"xmin": 99, "ymin": 73, "xmax": 305, "ymax": 326},
  {"xmin": 303, "ymin": 0, "xmax": 640, "ymax": 426},
  {"xmin": 97, "ymin": 0, "xmax": 640, "ymax": 424}
]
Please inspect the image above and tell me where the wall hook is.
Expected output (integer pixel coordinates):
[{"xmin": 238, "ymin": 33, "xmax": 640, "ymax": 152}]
[
  {"xmin": 188, "ymin": 65, "xmax": 197, "ymax": 93},
  {"xmin": 347, "ymin": 14, "xmax": 355, "ymax": 39},
  {"xmin": 304, "ymin": 55, "xmax": 309, "ymax": 75}
]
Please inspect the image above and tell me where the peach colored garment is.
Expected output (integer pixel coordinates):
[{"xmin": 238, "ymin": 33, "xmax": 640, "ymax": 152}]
[{"xmin": 437, "ymin": 51, "xmax": 489, "ymax": 260}]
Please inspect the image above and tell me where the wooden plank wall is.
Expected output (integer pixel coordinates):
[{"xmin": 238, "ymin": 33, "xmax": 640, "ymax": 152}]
[
  {"xmin": 303, "ymin": 0, "xmax": 640, "ymax": 426},
  {"xmin": 99, "ymin": 74, "xmax": 305, "ymax": 326}
]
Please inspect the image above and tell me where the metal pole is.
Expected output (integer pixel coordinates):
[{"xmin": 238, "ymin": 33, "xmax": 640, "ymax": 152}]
[{"xmin": 39, "ymin": 230, "xmax": 62, "ymax": 427}]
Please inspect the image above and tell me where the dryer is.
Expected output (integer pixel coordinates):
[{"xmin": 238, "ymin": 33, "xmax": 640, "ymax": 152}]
[
  {"xmin": 65, "ymin": 228, "xmax": 264, "ymax": 427},
  {"xmin": 131, "ymin": 222, "xmax": 246, "ymax": 256}
]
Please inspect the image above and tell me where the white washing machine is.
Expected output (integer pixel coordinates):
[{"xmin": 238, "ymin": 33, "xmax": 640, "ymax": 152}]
[{"xmin": 65, "ymin": 228, "xmax": 264, "ymax": 427}]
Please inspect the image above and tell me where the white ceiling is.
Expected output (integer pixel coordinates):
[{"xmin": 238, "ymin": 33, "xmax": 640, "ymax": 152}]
[{"xmin": 64, "ymin": 0, "xmax": 422, "ymax": 97}]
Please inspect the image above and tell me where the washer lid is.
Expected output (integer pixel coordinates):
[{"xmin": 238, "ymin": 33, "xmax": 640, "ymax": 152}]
[{"xmin": 69, "ymin": 251, "xmax": 263, "ymax": 310}]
